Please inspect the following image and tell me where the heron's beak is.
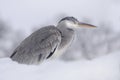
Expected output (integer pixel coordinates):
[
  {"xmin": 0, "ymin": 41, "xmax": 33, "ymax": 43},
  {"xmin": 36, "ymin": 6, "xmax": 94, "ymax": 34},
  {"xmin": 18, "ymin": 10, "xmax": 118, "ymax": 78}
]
[{"xmin": 77, "ymin": 22, "xmax": 96, "ymax": 28}]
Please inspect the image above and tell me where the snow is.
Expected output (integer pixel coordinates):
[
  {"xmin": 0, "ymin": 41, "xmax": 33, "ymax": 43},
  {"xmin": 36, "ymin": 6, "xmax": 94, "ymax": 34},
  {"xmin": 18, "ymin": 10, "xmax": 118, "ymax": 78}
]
[{"xmin": 0, "ymin": 52, "xmax": 120, "ymax": 80}]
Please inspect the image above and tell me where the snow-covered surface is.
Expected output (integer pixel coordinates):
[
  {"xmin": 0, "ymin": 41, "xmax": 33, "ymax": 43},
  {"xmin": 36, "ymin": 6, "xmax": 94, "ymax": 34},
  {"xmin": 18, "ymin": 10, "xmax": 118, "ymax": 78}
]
[{"xmin": 0, "ymin": 52, "xmax": 120, "ymax": 80}]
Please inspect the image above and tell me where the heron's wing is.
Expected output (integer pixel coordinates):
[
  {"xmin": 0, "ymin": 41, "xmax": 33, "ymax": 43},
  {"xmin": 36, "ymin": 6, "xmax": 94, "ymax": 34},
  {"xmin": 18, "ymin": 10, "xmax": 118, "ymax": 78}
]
[{"xmin": 11, "ymin": 26, "xmax": 61, "ymax": 64}]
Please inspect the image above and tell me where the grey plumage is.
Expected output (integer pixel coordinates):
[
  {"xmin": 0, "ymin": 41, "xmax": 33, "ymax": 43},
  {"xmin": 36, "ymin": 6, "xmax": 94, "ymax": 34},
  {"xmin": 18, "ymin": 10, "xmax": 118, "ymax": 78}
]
[
  {"xmin": 10, "ymin": 16, "xmax": 96, "ymax": 65},
  {"xmin": 11, "ymin": 26, "xmax": 61, "ymax": 64}
]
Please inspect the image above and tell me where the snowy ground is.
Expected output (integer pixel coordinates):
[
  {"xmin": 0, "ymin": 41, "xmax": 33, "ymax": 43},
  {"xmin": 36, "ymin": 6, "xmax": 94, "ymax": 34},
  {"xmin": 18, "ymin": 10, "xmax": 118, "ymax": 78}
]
[{"xmin": 0, "ymin": 52, "xmax": 120, "ymax": 80}]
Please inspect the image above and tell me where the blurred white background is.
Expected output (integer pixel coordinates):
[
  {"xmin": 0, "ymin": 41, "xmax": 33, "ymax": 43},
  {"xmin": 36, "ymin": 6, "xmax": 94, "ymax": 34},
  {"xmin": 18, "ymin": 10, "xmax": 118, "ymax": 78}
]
[
  {"xmin": 0, "ymin": 0, "xmax": 120, "ymax": 59},
  {"xmin": 0, "ymin": 0, "xmax": 120, "ymax": 80}
]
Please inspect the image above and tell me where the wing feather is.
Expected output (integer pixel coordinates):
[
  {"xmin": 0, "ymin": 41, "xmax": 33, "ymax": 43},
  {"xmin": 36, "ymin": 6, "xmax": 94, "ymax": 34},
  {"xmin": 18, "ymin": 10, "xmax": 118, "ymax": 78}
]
[{"xmin": 11, "ymin": 26, "xmax": 61, "ymax": 64}]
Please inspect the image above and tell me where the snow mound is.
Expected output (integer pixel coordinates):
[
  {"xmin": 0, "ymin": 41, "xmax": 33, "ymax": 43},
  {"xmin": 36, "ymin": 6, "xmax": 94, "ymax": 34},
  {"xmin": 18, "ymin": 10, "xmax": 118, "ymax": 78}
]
[{"xmin": 0, "ymin": 52, "xmax": 120, "ymax": 80}]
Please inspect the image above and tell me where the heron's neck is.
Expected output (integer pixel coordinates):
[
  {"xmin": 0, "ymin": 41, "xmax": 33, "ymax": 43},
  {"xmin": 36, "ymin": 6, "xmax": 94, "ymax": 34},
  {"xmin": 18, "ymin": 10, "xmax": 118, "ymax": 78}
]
[{"xmin": 57, "ymin": 22, "xmax": 75, "ymax": 49}]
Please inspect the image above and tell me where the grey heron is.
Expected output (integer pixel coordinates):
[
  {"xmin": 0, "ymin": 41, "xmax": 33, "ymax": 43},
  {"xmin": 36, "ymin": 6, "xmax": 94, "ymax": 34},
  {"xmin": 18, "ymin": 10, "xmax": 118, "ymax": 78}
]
[{"xmin": 10, "ymin": 16, "xmax": 96, "ymax": 65}]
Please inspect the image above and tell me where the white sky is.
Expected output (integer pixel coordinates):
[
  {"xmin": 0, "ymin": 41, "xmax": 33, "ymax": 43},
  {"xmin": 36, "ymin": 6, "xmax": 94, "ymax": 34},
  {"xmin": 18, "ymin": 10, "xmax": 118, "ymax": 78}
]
[{"xmin": 0, "ymin": 0, "xmax": 120, "ymax": 32}]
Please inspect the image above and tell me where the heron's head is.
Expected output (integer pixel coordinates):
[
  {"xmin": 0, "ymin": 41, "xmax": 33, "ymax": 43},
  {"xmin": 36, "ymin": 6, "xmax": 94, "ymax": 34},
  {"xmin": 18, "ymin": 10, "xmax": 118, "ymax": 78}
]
[{"xmin": 58, "ymin": 16, "xmax": 96, "ymax": 29}]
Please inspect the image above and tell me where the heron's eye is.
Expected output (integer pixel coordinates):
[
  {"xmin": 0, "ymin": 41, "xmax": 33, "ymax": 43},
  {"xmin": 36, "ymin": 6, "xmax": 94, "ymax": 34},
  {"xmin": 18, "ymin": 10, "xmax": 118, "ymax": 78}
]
[
  {"xmin": 68, "ymin": 19, "xmax": 76, "ymax": 24},
  {"xmin": 70, "ymin": 18, "xmax": 78, "ymax": 24},
  {"xmin": 72, "ymin": 20, "xmax": 78, "ymax": 24}
]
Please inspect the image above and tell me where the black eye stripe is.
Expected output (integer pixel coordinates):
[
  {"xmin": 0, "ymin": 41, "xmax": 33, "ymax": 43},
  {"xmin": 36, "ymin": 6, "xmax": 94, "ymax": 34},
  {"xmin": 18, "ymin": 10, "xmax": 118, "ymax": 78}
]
[{"xmin": 59, "ymin": 17, "xmax": 78, "ymax": 23}]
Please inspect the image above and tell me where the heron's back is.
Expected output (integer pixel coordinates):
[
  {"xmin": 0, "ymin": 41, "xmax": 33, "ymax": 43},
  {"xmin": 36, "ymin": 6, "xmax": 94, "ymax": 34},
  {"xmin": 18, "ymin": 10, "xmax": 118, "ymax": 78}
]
[{"xmin": 11, "ymin": 25, "xmax": 61, "ymax": 64}]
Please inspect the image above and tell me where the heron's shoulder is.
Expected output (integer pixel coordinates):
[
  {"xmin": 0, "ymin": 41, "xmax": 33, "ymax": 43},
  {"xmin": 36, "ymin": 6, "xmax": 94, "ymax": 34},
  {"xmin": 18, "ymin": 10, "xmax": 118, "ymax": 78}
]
[
  {"xmin": 40, "ymin": 25, "xmax": 57, "ymax": 30},
  {"xmin": 36, "ymin": 25, "xmax": 61, "ymax": 35},
  {"xmin": 16, "ymin": 25, "xmax": 61, "ymax": 50}
]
